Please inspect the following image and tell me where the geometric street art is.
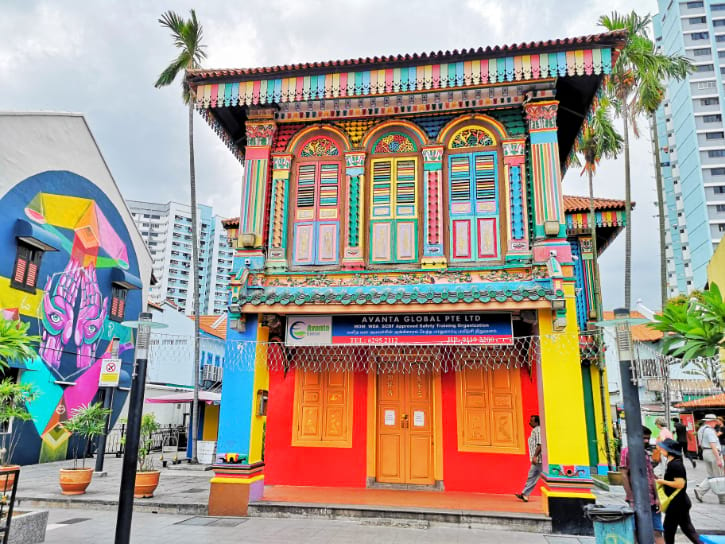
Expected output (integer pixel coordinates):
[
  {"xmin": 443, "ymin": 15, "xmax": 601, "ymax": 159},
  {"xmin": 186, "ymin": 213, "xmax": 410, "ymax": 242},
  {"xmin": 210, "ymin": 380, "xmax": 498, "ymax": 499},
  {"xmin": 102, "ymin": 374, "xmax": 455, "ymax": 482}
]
[{"xmin": 0, "ymin": 171, "xmax": 142, "ymax": 464}]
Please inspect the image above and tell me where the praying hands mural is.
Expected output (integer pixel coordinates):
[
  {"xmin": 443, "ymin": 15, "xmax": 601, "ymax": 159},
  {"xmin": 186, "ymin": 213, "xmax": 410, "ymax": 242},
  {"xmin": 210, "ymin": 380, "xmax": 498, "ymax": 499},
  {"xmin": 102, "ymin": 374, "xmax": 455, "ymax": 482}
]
[{"xmin": 0, "ymin": 170, "xmax": 143, "ymax": 464}]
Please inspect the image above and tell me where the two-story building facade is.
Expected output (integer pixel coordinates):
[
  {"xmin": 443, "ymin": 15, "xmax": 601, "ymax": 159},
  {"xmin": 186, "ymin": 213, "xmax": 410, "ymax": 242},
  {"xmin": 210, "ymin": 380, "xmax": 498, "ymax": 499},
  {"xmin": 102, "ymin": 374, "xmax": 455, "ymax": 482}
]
[{"xmin": 189, "ymin": 31, "xmax": 626, "ymax": 532}]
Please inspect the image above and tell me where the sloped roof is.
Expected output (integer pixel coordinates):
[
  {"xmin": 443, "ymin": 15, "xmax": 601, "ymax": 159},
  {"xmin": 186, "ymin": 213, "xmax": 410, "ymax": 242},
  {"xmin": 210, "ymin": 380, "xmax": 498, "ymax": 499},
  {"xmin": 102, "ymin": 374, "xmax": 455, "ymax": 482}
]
[
  {"xmin": 187, "ymin": 31, "xmax": 626, "ymax": 82},
  {"xmin": 602, "ymin": 310, "xmax": 663, "ymax": 342},
  {"xmin": 563, "ymin": 195, "xmax": 629, "ymax": 212},
  {"xmin": 675, "ymin": 393, "xmax": 725, "ymax": 409},
  {"xmin": 189, "ymin": 314, "xmax": 227, "ymax": 340}
]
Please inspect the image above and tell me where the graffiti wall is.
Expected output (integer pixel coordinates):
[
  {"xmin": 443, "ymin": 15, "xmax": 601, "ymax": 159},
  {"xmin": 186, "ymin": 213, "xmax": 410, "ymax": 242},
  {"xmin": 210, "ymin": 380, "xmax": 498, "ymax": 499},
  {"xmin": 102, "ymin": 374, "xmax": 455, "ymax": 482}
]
[{"xmin": 0, "ymin": 171, "xmax": 143, "ymax": 465}]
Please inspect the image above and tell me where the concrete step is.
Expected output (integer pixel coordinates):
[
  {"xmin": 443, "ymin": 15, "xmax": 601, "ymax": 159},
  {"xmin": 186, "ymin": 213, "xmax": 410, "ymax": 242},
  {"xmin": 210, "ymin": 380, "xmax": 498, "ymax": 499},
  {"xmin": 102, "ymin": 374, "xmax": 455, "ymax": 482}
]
[
  {"xmin": 15, "ymin": 496, "xmax": 207, "ymax": 516},
  {"xmin": 248, "ymin": 501, "xmax": 552, "ymax": 533}
]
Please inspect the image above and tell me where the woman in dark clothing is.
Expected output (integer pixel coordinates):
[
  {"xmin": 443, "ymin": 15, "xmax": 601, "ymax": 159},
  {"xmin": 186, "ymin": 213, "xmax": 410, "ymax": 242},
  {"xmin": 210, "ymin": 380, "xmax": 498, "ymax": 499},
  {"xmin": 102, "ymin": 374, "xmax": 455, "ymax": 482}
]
[{"xmin": 656, "ymin": 438, "xmax": 702, "ymax": 544}]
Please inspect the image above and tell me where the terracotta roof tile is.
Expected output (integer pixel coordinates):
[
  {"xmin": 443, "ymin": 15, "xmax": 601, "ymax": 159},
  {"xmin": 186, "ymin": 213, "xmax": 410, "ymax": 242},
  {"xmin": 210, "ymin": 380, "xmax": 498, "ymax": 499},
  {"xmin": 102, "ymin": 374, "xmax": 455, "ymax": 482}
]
[
  {"xmin": 563, "ymin": 195, "xmax": 630, "ymax": 213},
  {"xmin": 187, "ymin": 30, "xmax": 627, "ymax": 82},
  {"xmin": 189, "ymin": 314, "xmax": 227, "ymax": 340},
  {"xmin": 602, "ymin": 310, "xmax": 663, "ymax": 342},
  {"xmin": 675, "ymin": 393, "xmax": 725, "ymax": 409}
]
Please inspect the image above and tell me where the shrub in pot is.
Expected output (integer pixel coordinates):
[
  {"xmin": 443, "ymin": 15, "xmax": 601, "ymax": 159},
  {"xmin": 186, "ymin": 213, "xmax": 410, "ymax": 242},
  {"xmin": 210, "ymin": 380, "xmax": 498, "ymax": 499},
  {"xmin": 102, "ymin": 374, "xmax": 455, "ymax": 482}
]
[
  {"xmin": 60, "ymin": 403, "xmax": 112, "ymax": 495},
  {"xmin": 134, "ymin": 413, "xmax": 161, "ymax": 498},
  {"xmin": 0, "ymin": 379, "xmax": 38, "ymax": 491},
  {"xmin": 0, "ymin": 317, "xmax": 40, "ymax": 492}
]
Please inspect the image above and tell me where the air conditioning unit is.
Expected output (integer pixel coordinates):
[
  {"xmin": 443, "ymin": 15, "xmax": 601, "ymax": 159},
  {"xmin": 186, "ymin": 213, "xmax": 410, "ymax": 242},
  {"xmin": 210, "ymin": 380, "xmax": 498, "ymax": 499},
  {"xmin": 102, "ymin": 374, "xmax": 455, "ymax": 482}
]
[{"xmin": 202, "ymin": 365, "xmax": 223, "ymax": 383}]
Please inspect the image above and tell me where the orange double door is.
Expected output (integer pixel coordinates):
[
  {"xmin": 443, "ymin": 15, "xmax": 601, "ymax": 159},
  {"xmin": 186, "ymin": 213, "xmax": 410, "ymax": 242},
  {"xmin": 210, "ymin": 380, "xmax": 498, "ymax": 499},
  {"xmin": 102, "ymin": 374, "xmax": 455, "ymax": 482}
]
[{"xmin": 375, "ymin": 372, "xmax": 435, "ymax": 485}]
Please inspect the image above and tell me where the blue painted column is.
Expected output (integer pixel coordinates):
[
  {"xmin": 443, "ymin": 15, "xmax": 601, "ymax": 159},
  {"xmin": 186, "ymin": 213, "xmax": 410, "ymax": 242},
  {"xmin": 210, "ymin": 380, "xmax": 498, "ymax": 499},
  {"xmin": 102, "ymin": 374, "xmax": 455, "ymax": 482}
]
[{"xmin": 217, "ymin": 314, "xmax": 262, "ymax": 459}]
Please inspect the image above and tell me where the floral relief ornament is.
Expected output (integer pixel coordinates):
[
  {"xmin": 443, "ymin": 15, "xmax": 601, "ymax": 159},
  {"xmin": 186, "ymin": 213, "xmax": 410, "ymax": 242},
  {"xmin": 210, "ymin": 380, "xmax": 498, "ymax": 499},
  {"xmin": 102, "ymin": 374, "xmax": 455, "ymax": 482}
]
[{"xmin": 246, "ymin": 122, "xmax": 276, "ymax": 146}]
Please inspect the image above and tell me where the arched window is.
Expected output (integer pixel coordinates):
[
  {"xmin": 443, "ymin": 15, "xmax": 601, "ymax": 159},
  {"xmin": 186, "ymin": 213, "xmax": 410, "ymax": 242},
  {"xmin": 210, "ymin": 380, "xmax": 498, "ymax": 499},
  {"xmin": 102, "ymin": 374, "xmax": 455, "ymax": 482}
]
[
  {"xmin": 368, "ymin": 131, "xmax": 420, "ymax": 264},
  {"xmin": 291, "ymin": 136, "xmax": 343, "ymax": 266},
  {"xmin": 446, "ymin": 125, "xmax": 501, "ymax": 263}
]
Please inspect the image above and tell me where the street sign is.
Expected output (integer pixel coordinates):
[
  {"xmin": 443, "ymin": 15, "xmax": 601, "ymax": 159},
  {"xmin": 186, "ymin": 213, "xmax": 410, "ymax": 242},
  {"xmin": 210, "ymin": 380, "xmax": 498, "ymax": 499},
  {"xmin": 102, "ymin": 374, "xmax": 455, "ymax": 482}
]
[{"xmin": 99, "ymin": 358, "xmax": 122, "ymax": 387}]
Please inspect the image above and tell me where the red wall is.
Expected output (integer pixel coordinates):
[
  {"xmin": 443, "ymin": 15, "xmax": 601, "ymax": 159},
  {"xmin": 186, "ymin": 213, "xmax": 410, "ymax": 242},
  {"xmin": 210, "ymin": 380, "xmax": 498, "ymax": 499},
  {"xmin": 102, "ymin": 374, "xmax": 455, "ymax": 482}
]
[
  {"xmin": 265, "ymin": 368, "xmax": 368, "ymax": 487},
  {"xmin": 441, "ymin": 366, "xmax": 541, "ymax": 494}
]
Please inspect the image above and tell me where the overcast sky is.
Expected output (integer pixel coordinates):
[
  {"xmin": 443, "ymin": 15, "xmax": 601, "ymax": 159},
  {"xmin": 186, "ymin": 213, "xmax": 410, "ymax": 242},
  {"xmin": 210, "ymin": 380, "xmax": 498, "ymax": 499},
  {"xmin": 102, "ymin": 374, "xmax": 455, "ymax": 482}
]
[{"xmin": 1, "ymin": 0, "xmax": 660, "ymax": 310}]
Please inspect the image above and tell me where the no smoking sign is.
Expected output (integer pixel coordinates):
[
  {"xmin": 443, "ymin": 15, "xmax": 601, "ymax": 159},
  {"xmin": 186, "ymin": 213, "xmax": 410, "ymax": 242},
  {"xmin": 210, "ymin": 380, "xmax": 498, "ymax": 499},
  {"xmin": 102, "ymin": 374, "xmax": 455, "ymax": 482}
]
[{"xmin": 99, "ymin": 358, "xmax": 122, "ymax": 387}]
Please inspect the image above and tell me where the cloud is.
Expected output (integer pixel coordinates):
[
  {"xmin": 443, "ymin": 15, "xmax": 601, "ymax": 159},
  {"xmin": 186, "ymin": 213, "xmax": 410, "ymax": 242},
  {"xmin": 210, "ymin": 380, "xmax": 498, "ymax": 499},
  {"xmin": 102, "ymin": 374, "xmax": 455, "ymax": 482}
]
[{"xmin": 1, "ymin": 0, "xmax": 663, "ymax": 309}]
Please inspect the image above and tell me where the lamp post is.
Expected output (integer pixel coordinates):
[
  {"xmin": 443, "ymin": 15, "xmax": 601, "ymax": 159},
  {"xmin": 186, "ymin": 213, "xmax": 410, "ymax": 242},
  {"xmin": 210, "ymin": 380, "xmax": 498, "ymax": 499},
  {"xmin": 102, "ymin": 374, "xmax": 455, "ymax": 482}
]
[
  {"xmin": 114, "ymin": 313, "xmax": 165, "ymax": 544},
  {"xmin": 613, "ymin": 308, "xmax": 654, "ymax": 544}
]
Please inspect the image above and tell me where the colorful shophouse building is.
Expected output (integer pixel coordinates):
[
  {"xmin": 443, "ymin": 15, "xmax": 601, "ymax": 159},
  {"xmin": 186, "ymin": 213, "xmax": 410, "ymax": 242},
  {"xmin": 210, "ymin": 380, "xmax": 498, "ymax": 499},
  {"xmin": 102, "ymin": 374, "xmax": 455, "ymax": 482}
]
[
  {"xmin": 0, "ymin": 113, "xmax": 153, "ymax": 464},
  {"xmin": 188, "ymin": 32, "xmax": 626, "ymax": 531}
]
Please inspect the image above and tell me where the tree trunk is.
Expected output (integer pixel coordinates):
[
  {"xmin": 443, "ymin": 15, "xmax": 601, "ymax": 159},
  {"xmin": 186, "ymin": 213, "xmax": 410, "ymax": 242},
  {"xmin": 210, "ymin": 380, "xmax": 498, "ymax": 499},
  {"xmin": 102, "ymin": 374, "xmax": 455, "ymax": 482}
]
[
  {"xmin": 623, "ymin": 110, "xmax": 632, "ymax": 310},
  {"xmin": 589, "ymin": 169, "xmax": 614, "ymax": 470},
  {"xmin": 650, "ymin": 115, "xmax": 668, "ymax": 308},
  {"xmin": 188, "ymin": 100, "xmax": 201, "ymax": 464}
]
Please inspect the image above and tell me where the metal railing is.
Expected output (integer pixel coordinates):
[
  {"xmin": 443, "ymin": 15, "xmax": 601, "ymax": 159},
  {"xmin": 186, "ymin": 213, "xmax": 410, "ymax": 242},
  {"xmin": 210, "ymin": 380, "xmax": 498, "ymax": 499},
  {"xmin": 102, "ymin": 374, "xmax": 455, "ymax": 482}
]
[
  {"xmin": 0, "ymin": 467, "xmax": 19, "ymax": 544},
  {"xmin": 104, "ymin": 424, "xmax": 188, "ymax": 457}
]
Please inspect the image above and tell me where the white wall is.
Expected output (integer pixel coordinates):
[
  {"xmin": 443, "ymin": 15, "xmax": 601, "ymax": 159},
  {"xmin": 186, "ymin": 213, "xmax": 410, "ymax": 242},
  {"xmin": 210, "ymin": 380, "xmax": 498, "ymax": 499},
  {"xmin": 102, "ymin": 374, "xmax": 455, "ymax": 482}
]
[{"xmin": 0, "ymin": 113, "xmax": 152, "ymax": 300}]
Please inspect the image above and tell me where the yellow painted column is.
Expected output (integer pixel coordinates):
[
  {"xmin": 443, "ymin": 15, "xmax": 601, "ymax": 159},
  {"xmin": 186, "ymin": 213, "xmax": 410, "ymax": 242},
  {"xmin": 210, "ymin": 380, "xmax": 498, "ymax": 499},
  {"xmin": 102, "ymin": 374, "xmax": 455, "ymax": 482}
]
[
  {"xmin": 538, "ymin": 281, "xmax": 595, "ymax": 507},
  {"xmin": 247, "ymin": 323, "xmax": 270, "ymax": 464}
]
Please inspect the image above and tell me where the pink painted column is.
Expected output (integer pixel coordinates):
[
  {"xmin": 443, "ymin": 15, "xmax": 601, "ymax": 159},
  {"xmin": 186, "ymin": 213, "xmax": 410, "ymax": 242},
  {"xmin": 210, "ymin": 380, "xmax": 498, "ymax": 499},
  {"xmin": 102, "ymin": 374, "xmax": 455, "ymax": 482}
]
[
  {"xmin": 342, "ymin": 151, "xmax": 366, "ymax": 270},
  {"xmin": 421, "ymin": 145, "xmax": 446, "ymax": 269},
  {"xmin": 502, "ymin": 138, "xmax": 530, "ymax": 261}
]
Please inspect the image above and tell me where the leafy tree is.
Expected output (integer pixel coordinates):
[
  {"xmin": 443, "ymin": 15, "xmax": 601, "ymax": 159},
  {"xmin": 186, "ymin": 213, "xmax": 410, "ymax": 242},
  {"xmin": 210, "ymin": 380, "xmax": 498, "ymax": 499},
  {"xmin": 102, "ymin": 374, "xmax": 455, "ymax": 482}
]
[
  {"xmin": 649, "ymin": 283, "xmax": 725, "ymax": 391},
  {"xmin": 0, "ymin": 379, "xmax": 38, "ymax": 465},
  {"xmin": 0, "ymin": 318, "xmax": 39, "ymax": 369},
  {"xmin": 64, "ymin": 403, "xmax": 112, "ymax": 469},
  {"xmin": 154, "ymin": 9, "xmax": 207, "ymax": 463},
  {"xmin": 599, "ymin": 11, "xmax": 691, "ymax": 309}
]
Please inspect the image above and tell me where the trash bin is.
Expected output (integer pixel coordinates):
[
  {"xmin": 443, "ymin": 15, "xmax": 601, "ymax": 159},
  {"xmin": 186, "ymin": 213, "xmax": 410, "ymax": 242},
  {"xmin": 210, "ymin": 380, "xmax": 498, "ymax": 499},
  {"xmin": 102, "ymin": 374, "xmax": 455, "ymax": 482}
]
[{"xmin": 584, "ymin": 504, "xmax": 634, "ymax": 544}]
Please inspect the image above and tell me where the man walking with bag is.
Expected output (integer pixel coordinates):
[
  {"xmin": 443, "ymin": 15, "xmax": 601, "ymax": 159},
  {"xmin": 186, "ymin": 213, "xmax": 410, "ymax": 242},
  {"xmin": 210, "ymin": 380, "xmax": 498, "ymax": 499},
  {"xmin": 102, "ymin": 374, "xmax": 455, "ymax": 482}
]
[
  {"xmin": 694, "ymin": 413, "xmax": 725, "ymax": 502},
  {"xmin": 515, "ymin": 415, "xmax": 541, "ymax": 503}
]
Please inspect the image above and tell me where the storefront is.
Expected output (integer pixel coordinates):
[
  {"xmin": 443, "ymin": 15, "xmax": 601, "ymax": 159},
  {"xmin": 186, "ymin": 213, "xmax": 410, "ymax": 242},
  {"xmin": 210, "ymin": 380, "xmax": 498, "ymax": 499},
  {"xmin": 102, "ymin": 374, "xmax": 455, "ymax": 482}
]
[{"xmin": 190, "ymin": 29, "xmax": 628, "ymax": 533}]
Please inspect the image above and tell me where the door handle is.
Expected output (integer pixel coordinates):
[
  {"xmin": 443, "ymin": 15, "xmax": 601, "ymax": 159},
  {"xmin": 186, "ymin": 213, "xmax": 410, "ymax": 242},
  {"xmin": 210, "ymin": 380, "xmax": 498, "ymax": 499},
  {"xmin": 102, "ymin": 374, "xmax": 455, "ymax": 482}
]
[{"xmin": 401, "ymin": 414, "xmax": 409, "ymax": 429}]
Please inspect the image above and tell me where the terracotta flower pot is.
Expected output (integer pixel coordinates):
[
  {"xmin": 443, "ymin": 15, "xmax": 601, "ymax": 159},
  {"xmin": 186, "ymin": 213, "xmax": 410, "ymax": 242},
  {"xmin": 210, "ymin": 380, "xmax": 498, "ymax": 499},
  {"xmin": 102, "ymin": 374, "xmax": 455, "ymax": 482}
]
[
  {"xmin": 59, "ymin": 467, "xmax": 94, "ymax": 495},
  {"xmin": 0, "ymin": 465, "xmax": 20, "ymax": 492},
  {"xmin": 134, "ymin": 470, "xmax": 160, "ymax": 498},
  {"xmin": 607, "ymin": 470, "xmax": 624, "ymax": 486}
]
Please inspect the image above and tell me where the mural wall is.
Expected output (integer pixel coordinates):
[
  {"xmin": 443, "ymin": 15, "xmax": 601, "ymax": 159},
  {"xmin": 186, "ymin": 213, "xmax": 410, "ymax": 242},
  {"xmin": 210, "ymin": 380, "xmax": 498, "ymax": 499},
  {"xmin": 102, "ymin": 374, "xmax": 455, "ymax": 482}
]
[{"xmin": 0, "ymin": 171, "xmax": 142, "ymax": 464}]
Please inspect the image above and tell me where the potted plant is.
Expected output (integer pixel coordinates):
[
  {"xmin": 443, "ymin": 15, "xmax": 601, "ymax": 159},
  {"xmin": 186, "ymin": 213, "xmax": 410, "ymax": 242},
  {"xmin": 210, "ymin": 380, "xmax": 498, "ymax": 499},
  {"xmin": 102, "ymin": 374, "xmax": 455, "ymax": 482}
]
[
  {"xmin": 0, "ymin": 379, "xmax": 38, "ymax": 491},
  {"xmin": 134, "ymin": 413, "xmax": 161, "ymax": 498},
  {"xmin": 59, "ymin": 402, "xmax": 111, "ymax": 495},
  {"xmin": 0, "ymin": 317, "xmax": 40, "ymax": 491}
]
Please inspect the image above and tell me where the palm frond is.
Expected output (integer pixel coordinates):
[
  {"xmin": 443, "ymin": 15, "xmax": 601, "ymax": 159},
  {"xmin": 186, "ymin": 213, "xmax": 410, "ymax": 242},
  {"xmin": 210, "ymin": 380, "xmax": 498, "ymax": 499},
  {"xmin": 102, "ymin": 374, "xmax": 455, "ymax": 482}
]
[{"xmin": 155, "ymin": 50, "xmax": 192, "ymax": 88}]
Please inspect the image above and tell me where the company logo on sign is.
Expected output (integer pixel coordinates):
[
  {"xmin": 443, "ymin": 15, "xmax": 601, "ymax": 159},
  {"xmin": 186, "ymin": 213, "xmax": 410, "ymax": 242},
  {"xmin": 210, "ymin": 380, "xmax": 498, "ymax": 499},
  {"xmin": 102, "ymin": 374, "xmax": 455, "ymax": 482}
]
[{"xmin": 285, "ymin": 316, "xmax": 332, "ymax": 346}]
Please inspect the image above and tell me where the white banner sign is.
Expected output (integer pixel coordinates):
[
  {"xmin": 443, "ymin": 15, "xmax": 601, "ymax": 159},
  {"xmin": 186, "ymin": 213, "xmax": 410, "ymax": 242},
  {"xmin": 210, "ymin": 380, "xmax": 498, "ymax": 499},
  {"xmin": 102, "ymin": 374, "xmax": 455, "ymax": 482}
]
[{"xmin": 285, "ymin": 316, "xmax": 333, "ymax": 346}]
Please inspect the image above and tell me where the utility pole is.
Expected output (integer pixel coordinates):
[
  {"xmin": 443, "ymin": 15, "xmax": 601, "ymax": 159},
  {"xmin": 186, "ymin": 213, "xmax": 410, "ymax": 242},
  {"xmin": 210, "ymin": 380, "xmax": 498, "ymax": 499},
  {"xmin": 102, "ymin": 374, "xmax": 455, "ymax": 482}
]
[
  {"xmin": 115, "ymin": 314, "xmax": 153, "ymax": 544},
  {"xmin": 95, "ymin": 337, "xmax": 119, "ymax": 475},
  {"xmin": 614, "ymin": 308, "xmax": 654, "ymax": 544}
]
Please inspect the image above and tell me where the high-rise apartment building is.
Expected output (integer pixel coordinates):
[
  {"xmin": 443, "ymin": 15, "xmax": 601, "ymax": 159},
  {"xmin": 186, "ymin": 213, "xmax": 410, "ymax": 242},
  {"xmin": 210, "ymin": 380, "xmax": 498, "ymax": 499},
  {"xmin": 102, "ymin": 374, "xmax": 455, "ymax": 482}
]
[
  {"xmin": 655, "ymin": 0, "xmax": 725, "ymax": 298},
  {"xmin": 127, "ymin": 200, "xmax": 234, "ymax": 315}
]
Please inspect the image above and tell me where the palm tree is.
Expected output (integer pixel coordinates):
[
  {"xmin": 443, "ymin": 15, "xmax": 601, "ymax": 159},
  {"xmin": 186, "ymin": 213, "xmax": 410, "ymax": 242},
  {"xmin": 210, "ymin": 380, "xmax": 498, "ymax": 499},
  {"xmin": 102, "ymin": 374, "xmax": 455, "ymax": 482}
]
[
  {"xmin": 577, "ymin": 101, "xmax": 623, "ymax": 470},
  {"xmin": 155, "ymin": 10, "xmax": 207, "ymax": 463},
  {"xmin": 599, "ymin": 11, "xmax": 691, "ymax": 310}
]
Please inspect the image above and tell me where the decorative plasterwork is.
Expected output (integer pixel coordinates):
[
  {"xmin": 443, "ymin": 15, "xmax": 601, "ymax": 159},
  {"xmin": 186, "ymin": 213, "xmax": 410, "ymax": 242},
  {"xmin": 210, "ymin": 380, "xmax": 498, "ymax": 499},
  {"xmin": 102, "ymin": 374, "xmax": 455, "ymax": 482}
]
[
  {"xmin": 372, "ymin": 132, "xmax": 417, "ymax": 153},
  {"xmin": 524, "ymin": 101, "xmax": 558, "ymax": 131},
  {"xmin": 449, "ymin": 127, "xmax": 496, "ymax": 149},
  {"xmin": 299, "ymin": 136, "xmax": 340, "ymax": 157},
  {"xmin": 246, "ymin": 122, "xmax": 276, "ymax": 147}
]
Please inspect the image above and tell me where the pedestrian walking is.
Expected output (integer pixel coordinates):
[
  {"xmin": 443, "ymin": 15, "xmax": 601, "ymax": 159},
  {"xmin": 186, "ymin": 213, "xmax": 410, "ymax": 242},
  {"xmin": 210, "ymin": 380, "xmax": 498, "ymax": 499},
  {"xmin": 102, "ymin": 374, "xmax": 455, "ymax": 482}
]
[
  {"xmin": 717, "ymin": 417, "xmax": 725, "ymax": 456},
  {"xmin": 514, "ymin": 415, "xmax": 541, "ymax": 503},
  {"xmin": 656, "ymin": 417, "xmax": 673, "ymax": 475},
  {"xmin": 694, "ymin": 414, "xmax": 725, "ymax": 502},
  {"xmin": 673, "ymin": 417, "xmax": 696, "ymax": 469},
  {"xmin": 656, "ymin": 439, "xmax": 701, "ymax": 544},
  {"xmin": 620, "ymin": 426, "xmax": 664, "ymax": 544}
]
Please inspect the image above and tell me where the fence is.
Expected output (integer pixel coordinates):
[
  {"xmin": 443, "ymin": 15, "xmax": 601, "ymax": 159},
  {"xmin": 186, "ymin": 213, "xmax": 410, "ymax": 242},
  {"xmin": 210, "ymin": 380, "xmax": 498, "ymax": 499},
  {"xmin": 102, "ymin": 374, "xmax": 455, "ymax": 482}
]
[{"xmin": 104, "ymin": 424, "xmax": 188, "ymax": 457}]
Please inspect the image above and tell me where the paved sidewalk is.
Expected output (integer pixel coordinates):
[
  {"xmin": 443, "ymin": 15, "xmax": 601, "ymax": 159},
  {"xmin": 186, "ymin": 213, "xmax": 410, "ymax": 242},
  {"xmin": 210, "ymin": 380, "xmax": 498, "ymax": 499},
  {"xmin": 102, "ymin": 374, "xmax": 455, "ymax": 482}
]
[
  {"xmin": 15, "ymin": 454, "xmax": 211, "ymax": 514},
  {"xmin": 592, "ymin": 457, "xmax": 725, "ymax": 533},
  {"xmin": 40, "ymin": 508, "xmax": 579, "ymax": 544}
]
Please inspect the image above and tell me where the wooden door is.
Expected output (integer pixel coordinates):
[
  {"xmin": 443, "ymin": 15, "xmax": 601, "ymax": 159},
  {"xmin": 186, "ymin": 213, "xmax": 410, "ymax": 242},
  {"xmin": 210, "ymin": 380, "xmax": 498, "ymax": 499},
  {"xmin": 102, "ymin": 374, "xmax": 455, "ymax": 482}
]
[{"xmin": 376, "ymin": 373, "xmax": 434, "ymax": 485}]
